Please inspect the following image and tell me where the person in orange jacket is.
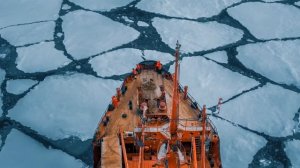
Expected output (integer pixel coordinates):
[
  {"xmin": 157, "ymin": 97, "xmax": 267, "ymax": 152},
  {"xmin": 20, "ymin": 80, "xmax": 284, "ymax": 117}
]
[
  {"xmin": 132, "ymin": 68, "xmax": 138, "ymax": 79},
  {"xmin": 112, "ymin": 96, "xmax": 118, "ymax": 108},
  {"xmin": 155, "ymin": 61, "xmax": 162, "ymax": 73},
  {"xmin": 136, "ymin": 64, "xmax": 142, "ymax": 74}
]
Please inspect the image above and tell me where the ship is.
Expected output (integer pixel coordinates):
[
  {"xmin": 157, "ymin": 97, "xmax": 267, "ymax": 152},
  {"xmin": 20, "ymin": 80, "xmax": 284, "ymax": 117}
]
[{"xmin": 92, "ymin": 42, "xmax": 222, "ymax": 168}]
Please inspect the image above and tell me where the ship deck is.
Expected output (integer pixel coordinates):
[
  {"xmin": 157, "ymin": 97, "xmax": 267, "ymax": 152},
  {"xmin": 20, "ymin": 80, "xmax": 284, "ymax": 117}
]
[{"xmin": 95, "ymin": 68, "xmax": 217, "ymax": 168}]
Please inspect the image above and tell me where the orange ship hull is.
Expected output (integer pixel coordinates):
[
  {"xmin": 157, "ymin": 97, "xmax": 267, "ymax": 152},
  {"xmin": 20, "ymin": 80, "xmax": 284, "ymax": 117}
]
[{"xmin": 93, "ymin": 46, "xmax": 222, "ymax": 168}]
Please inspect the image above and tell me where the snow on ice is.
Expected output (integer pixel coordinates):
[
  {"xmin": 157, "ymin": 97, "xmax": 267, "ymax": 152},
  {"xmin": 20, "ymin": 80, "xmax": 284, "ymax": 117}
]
[
  {"xmin": 89, "ymin": 48, "xmax": 143, "ymax": 77},
  {"xmin": 0, "ymin": 129, "xmax": 85, "ymax": 168},
  {"xmin": 0, "ymin": 21, "xmax": 55, "ymax": 46},
  {"xmin": 210, "ymin": 117, "xmax": 267, "ymax": 168},
  {"xmin": 220, "ymin": 83, "xmax": 300, "ymax": 137},
  {"xmin": 170, "ymin": 56, "xmax": 259, "ymax": 107},
  {"xmin": 69, "ymin": 0, "xmax": 132, "ymax": 11},
  {"xmin": 62, "ymin": 10, "xmax": 140, "ymax": 59},
  {"xmin": 16, "ymin": 42, "xmax": 71, "ymax": 73},
  {"xmin": 143, "ymin": 50, "xmax": 174, "ymax": 64},
  {"xmin": 8, "ymin": 74, "xmax": 121, "ymax": 140},
  {"xmin": 0, "ymin": 0, "xmax": 61, "ymax": 28},
  {"xmin": 136, "ymin": 0, "xmax": 240, "ymax": 19},
  {"xmin": 204, "ymin": 51, "xmax": 228, "ymax": 64},
  {"xmin": 152, "ymin": 18, "xmax": 243, "ymax": 53},
  {"xmin": 285, "ymin": 140, "xmax": 300, "ymax": 167},
  {"xmin": 228, "ymin": 2, "xmax": 300, "ymax": 39},
  {"xmin": 236, "ymin": 40, "xmax": 300, "ymax": 88},
  {"xmin": 6, "ymin": 79, "xmax": 38, "ymax": 95}
]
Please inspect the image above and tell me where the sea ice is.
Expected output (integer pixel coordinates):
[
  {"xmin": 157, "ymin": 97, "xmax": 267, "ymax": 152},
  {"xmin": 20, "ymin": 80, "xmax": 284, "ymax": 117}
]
[
  {"xmin": 122, "ymin": 16, "xmax": 134, "ymax": 23},
  {"xmin": 204, "ymin": 51, "xmax": 228, "ymax": 64},
  {"xmin": 137, "ymin": 21, "xmax": 149, "ymax": 27},
  {"xmin": 0, "ymin": 69, "xmax": 5, "ymax": 84},
  {"xmin": 236, "ymin": 40, "xmax": 300, "ymax": 88},
  {"xmin": 220, "ymin": 83, "xmax": 300, "ymax": 137},
  {"xmin": 0, "ymin": 69, "xmax": 5, "ymax": 115},
  {"xmin": 69, "ymin": 0, "xmax": 132, "ymax": 11},
  {"xmin": 136, "ymin": 0, "xmax": 240, "ymax": 19},
  {"xmin": 0, "ymin": 0, "xmax": 62, "ymax": 28},
  {"xmin": 62, "ymin": 4, "xmax": 71, "ymax": 10},
  {"xmin": 152, "ymin": 18, "xmax": 243, "ymax": 53},
  {"xmin": 6, "ymin": 79, "xmax": 38, "ymax": 95},
  {"xmin": 263, "ymin": 0, "xmax": 281, "ymax": 2},
  {"xmin": 143, "ymin": 50, "xmax": 174, "ymax": 64},
  {"xmin": 56, "ymin": 32, "xmax": 63, "ymax": 38},
  {"xmin": 228, "ymin": 2, "xmax": 300, "ymax": 39},
  {"xmin": 0, "ymin": 129, "xmax": 85, "ymax": 168},
  {"xmin": 210, "ymin": 117, "xmax": 267, "ymax": 168},
  {"xmin": 170, "ymin": 56, "xmax": 259, "ymax": 107},
  {"xmin": 285, "ymin": 140, "xmax": 300, "ymax": 167},
  {"xmin": 296, "ymin": 2, "xmax": 300, "ymax": 6},
  {"xmin": 16, "ymin": 42, "xmax": 71, "ymax": 73},
  {"xmin": 0, "ymin": 21, "xmax": 55, "ymax": 46},
  {"xmin": 8, "ymin": 74, "xmax": 121, "ymax": 140},
  {"xmin": 62, "ymin": 10, "xmax": 139, "ymax": 59},
  {"xmin": 89, "ymin": 48, "xmax": 143, "ymax": 77}
]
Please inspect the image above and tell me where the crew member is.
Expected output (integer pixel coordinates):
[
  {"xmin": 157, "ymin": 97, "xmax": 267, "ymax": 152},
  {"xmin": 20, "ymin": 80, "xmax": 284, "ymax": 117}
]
[
  {"xmin": 112, "ymin": 96, "xmax": 119, "ymax": 108},
  {"xmin": 136, "ymin": 64, "xmax": 142, "ymax": 74},
  {"xmin": 132, "ymin": 68, "xmax": 137, "ymax": 79},
  {"xmin": 155, "ymin": 61, "xmax": 162, "ymax": 73}
]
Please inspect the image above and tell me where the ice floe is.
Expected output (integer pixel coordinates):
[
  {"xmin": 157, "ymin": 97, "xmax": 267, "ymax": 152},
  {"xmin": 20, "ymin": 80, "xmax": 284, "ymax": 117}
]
[
  {"xmin": 136, "ymin": 0, "xmax": 240, "ymax": 19},
  {"xmin": 122, "ymin": 16, "xmax": 134, "ymax": 23},
  {"xmin": 204, "ymin": 51, "xmax": 228, "ymax": 64},
  {"xmin": 152, "ymin": 18, "xmax": 243, "ymax": 53},
  {"xmin": 285, "ymin": 140, "xmax": 300, "ymax": 167},
  {"xmin": 236, "ymin": 40, "xmax": 300, "ymax": 88},
  {"xmin": 0, "ymin": 21, "xmax": 55, "ymax": 46},
  {"xmin": 137, "ymin": 21, "xmax": 149, "ymax": 27},
  {"xmin": 210, "ymin": 117, "xmax": 267, "ymax": 168},
  {"xmin": 228, "ymin": 2, "xmax": 300, "ymax": 39},
  {"xmin": 6, "ymin": 79, "xmax": 38, "ymax": 95},
  {"xmin": 62, "ymin": 10, "xmax": 139, "ymax": 59},
  {"xmin": 69, "ymin": 0, "xmax": 132, "ymax": 11},
  {"xmin": 170, "ymin": 56, "xmax": 259, "ymax": 107},
  {"xmin": 296, "ymin": 2, "xmax": 300, "ymax": 6},
  {"xmin": 62, "ymin": 4, "xmax": 71, "ymax": 10},
  {"xmin": 56, "ymin": 32, "xmax": 63, "ymax": 38},
  {"xmin": 16, "ymin": 42, "xmax": 71, "ymax": 73},
  {"xmin": 0, "ymin": 0, "xmax": 62, "ymax": 28},
  {"xmin": 89, "ymin": 48, "xmax": 143, "ymax": 77},
  {"xmin": 0, "ymin": 69, "xmax": 5, "ymax": 115},
  {"xmin": 143, "ymin": 50, "xmax": 174, "ymax": 64},
  {"xmin": 0, "ymin": 129, "xmax": 85, "ymax": 168},
  {"xmin": 8, "ymin": 74, "xmax": 121, "ymax": 140},
  {"xmin": 0, "ymin": 69, "xmax": 5, "ymax": 84},
  {"xmin": 220, "ymin": 83, "xmax": 300, "ymax": 137}
]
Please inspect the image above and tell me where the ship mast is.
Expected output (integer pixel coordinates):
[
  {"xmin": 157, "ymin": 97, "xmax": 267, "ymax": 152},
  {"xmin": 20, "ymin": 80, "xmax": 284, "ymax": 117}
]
[
  {"xmin": 166, "ymin": 41, "xmax": 181, "ymax": 168},
  {"xmin": 169, "ymin": 41, "xmax": 181, "ymax": 134}
]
